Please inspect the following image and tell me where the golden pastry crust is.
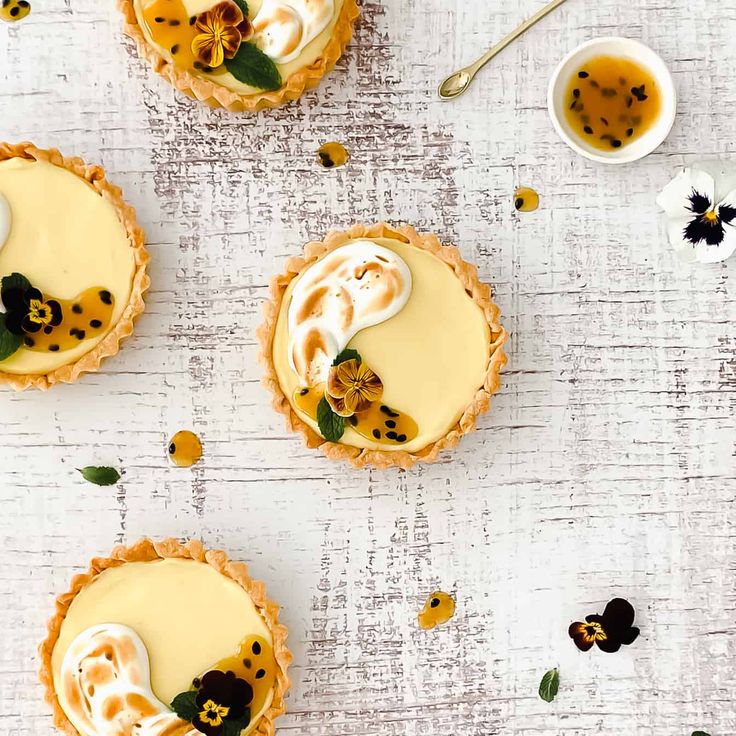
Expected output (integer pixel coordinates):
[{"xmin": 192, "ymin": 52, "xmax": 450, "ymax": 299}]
[
  {"xmin": 117, "ymin": 0, "xmax": 360, "ymax": 112},
  {"xmin": 258, "ymin": 223, "xmax": 508, "ymax": 469},
  {"xmin": 0, "ymin": 142, "xmax": 149, "ymax": 391},
  {"xmin": 38, "ymin": 538, "xmax": 292, "ymax": 736}
]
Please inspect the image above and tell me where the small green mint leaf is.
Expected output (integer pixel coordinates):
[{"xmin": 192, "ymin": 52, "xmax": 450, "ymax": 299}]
[
  {"xmin": 171, "ymin": 690, "xmax": 199, "ymax": 722},
  {"xmin": 224, "ymin": 42, "xmax": 282, "ymax": 91},
  {"xmin": 317, "ymin": 398, "xmax": 345, "ymax": 442},
  {"xmin": 0, "ymin": 314, "xmax": 21, "ymax": 361},
  {"xmin": 77, "ymin": 466, "xmax": 121, "ymax": 486},
  {"xmin": 538, "ymin": 668, "xmax": 559, "ymax": 703},
  {"xmin": 1, "ymin": 272, "xmax": 31, "ymax": 297},
  {"xmin": 332, "ymin": 348, "xmax": 361, "ymax": 366},
  {"xmin": 691, "ymin": 732, "xmax": 711, "ymax": 736},
  {"xmin": 232, "ymin": 0, "xmax": 248, "ymax": 15},
  {"xmin": 222, "ymin": 712, "xmax": 251, "ymax": 736}
]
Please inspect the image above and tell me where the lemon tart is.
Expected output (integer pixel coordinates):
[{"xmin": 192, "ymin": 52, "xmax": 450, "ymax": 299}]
[
  {"xmin": 39, "ymin": 539, "xmax": 291, "ymax": 736},
  {"xmin": 259, "ymin": 223, "xmax": 508, "ymax": 468},
  {"xmin": 0, "ymin": 143, "xmax": 148, "ymax": 390},
  {"xmin": 118, "ymin": 0, "xmax": 360, "ymax": 112}
]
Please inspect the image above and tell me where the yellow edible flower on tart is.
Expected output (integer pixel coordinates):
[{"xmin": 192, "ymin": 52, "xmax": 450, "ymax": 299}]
[
  {"xmin": 27, "ymin": 297, "xmax": 59, "ymax": 329},
  {"xmin": 326, "ymin": 358, "xmax": 383, "ymax": 417},
  {"xmin": 198, "ymin": 699, "xmax": 230, "ymax": 727},
  {"xmin": 191, "ymin": 1, "xmax": 252, "ymax": 69}
]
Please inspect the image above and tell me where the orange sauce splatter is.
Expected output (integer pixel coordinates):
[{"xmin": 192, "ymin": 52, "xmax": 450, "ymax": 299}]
[
  {"xmin": 168, "ymin": 431, "xmax": 202, "ymax": 467},
  {"xmin": 418, "ymin": 591, "xmax": 456, "ymax": 630}
]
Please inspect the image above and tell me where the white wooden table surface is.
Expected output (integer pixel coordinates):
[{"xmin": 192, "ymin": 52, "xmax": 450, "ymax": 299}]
[{"xmin": 1, "ymin": 1, "xmax": 735, "ymax": 734}]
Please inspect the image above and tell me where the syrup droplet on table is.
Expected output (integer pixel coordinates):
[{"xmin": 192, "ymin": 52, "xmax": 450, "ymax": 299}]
[
  {"xmin": 514, "ymin": 187, "xmax": 539, "ymax": 213},
  {"xmin": 1, "ymin": 0, "xmax": 31, "ymax": 22},
  {"xmin": 317, "ymin": 142, "xmax": 350, "ymax": 169},
  {"xmin": 168, "ymin": 430, "xmax": 202, "ymax": 467},
  {"xmin": 418, "ymin": 591, "xmax": 456, "ymax": 630}
]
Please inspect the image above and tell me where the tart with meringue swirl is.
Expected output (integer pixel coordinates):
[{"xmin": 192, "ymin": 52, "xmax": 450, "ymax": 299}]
[
  {"xmin": 259, "ymin": 223, "xmax": 508, "ymax": 469},
  {"xmin": 39, "ymin": 539, "xmax": 291, "ymax": 736},
  {"xmin": 118, "ymin": 0, "xmax": 360, "ymax": 112}
]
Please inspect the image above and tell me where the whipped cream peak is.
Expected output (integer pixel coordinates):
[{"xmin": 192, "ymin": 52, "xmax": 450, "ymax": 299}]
[
  {"xmin": 59, "ymin": 624, "xmax": 197, "ymax": 736},
  {"xmin": 287, "ymin": 240, "xmax": 412, "ymax": 385},
  {"xmin": 253, "ymin": 0, "xmax": 334, "ymax": 64}
]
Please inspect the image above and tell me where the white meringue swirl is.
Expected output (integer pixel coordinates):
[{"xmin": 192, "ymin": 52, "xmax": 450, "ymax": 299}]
[
  {"xmin": 252, "ymin": 0, "xmax": 335, "ymax": 64},
  {"xmin": 59, "ymin": 624, "xmax": 197, "ymax": 736},
  {"xmin": 287, "ymin": 240, "xmax": 412, "ymax": 385}
]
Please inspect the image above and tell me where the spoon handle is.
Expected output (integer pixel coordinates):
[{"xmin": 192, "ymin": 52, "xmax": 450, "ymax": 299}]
[{"xmin": 468, "ymin": 0, "xmax": 569, "ymax": 76}]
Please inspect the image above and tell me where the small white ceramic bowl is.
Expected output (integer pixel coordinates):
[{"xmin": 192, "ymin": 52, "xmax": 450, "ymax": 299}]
[{"xmin": 548, "ymin": 37, "xmax": 677, "ymax": 164}]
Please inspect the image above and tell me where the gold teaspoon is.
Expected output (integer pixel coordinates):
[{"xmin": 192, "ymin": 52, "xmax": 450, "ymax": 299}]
[{"xmin": 438, "ymin": 0, "xmax": 569, "ymax": 100}]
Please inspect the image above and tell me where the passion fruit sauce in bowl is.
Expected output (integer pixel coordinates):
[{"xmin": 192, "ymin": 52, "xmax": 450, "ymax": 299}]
[{"xmin": 548, "ymin": 37, "xmax": 676, "ymax": 164}]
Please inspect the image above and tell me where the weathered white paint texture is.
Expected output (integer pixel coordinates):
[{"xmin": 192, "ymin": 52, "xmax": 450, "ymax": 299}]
[{"xmin": 0, "ymin": 1, "xmax": 734, "ymax": 735}]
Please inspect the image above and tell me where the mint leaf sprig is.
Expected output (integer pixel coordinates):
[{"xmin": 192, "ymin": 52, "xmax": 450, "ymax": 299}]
[
  {"xmin": 224, "ymin": 42, "xmax": 282, "ymax": 91},
  {"xmin": 77, "ymin": 467, "xmax": 121, "ymax": 486},
  {"xmin": 538, "ymin": 668, "xmax": 560, "ymax": 703},
  {"xmin": 317, "ymin": 397, "xmax": 344, "ymax": 442}
]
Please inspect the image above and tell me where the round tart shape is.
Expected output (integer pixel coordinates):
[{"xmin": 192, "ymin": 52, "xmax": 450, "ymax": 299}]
[
  {"xmin": 0, "ymin": 143, "xmax": 148, "ymax": 390},
  {"xmin": 39, "ymin": 538, "xmax": 291, "ymax": 736},
  {"xmin": 259, "ymin": 223, "xmax": 508, "ymax": 469},
  {"xmin": 118, "ymin": 0, "xmax": 360, "ymax": 112}
]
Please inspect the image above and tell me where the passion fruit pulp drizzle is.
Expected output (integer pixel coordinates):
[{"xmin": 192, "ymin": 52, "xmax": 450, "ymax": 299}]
[
  {"xmin": 20, "ymin": 287, "xmax": 114, "ymax": 353},
  {"xmin": 201, "ymin": 635, "xmax": 277, "ymax": 720},
  {"xmin": 0, "ymin": 271, "xmax": 114, "ymax": 359},
  {"xmin": 293, "ymin": 378, "xmax": 419, "ymax": 446},
  {"xmin": 60, "ymin": 624, "xmax": 276, "ymax": 736}
]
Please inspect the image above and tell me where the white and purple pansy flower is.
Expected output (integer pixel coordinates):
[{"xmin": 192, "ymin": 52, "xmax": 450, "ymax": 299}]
[{"xmin": 656, "ymin": 165, "xmax": 736, "ymax": 263}]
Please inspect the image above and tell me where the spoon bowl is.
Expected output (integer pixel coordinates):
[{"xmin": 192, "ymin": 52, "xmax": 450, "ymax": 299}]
[{"xmin": 438, "ymin": 70, "xmax": 472, "ymax": 100}]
